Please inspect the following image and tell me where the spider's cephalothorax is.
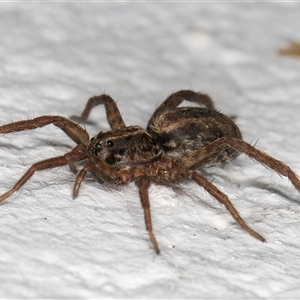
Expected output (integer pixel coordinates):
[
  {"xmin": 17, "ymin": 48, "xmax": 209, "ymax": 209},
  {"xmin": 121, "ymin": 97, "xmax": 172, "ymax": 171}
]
[
  {"xmin": 0, "ymin": 90, "xmax": 299, "ymax": 254},
  {"xmin": 88, "ymin": 126, "xmax": 161, "ymax": 166}
]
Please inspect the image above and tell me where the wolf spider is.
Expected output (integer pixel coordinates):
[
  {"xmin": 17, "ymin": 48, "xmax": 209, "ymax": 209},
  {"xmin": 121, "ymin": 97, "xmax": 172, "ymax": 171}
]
[{"xmin": 0, "ymin": 90, "xmax": 299, "ymax": 254}]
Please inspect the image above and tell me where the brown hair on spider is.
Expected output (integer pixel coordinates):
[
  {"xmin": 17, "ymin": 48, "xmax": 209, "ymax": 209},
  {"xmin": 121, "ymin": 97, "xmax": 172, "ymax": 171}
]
[{"xmin": 0, "ymin": 90, "xmax": 299, "ymax": 254}]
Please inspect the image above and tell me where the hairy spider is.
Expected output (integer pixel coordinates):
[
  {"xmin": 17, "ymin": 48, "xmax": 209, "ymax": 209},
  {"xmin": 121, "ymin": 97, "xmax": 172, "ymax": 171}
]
[{"xmin": 0, "ymin": 90, "xmax": 299, "ymax": 254}]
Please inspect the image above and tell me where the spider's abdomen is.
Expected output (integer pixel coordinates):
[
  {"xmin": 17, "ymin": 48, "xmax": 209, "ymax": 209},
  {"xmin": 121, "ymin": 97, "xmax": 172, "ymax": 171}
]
[{"xmin": 147, "ymin": 107, "xmax": 242, "ymax": 166}]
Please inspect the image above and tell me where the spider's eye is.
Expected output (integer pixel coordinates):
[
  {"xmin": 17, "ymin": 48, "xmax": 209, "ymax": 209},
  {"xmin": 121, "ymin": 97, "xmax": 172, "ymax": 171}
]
[
  {"xmin": 107, "ymin": 140, "xmax": 114, "ymax": 147},
  {"xmin": 91, "ymin": 137, "xmax": 95, "ymax": 142},
  {"xmin": 95, "ymin": 143, "xmax": 102, "ymax": 151}
]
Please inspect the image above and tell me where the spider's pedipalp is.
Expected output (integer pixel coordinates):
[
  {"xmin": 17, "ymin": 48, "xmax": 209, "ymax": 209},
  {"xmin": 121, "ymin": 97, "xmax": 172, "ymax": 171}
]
[{"xmin": 73, "ymin": 163, "xmax": 91, "ymax": 198}]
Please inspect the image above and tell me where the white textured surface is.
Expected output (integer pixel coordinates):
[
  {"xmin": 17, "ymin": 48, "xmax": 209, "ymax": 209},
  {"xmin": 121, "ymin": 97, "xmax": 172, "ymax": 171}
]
[{"xmin": 1, "ymin": 3, "xmax": 300, "ymax": 299}]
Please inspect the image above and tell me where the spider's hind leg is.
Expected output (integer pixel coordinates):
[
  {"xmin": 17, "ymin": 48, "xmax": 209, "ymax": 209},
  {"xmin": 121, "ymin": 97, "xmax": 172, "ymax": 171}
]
[
  {"xmin": 185, "ymin": 137, "xmax": 300, "ymax": 193},
  {"xmin": 147, "ymin": 90, "xmax": 216, "ymax": 127},
  {"xmin": 191, "ymin": 171, "xmax": 265, "ymax": 242},
  {"xmin": 226, "ymin": 138, "xmax": 300, "ymax": 193},
  {"xmin": 184, "ymin": 136, "xmax": 300, "ymax": 241}
]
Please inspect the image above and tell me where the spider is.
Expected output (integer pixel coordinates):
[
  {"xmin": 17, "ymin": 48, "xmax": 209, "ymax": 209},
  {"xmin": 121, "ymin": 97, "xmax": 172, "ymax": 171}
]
[{"xmin": 0, "ymin": 90, "xmax": 299, "ymax": 254}]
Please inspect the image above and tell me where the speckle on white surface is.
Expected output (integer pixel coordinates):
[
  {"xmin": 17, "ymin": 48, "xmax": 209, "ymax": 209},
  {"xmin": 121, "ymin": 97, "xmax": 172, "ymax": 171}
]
[{"xmin": 0, "ymin": 3, "xmax": 300, "ymax": 299}]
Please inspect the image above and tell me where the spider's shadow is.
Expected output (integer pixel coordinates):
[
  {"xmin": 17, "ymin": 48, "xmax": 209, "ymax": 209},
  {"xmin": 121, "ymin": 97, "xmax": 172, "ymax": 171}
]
[
  {"xmin": 237, "ymin": 178, "xmax": 300, "ymax": 204},
  {"xmin": 173, "ymin": 167, "xmax": 300, "ymax": 206}
]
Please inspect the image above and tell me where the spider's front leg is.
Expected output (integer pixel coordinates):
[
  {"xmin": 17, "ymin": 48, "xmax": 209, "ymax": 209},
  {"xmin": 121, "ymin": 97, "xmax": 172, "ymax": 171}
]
[
  {"xmin": 0, "ymin": 147, "xmax": 87, "ymax": 203},
  {"xmin": 0, "ymin": 115, "xmax": 90, "ymax": 146},
  {"xmin": 0, "ymin": 116, "xmax": 90, "ymax": 203},
  {"xmin": 70, "ymin": 94, "xmax": 126, "ymax": 130}
]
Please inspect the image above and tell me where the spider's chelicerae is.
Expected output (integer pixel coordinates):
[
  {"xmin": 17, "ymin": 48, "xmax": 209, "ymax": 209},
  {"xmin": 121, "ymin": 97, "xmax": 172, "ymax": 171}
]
[{"xmin": 0, "ymin": 90, "xmax": 299, "ymax": 253}]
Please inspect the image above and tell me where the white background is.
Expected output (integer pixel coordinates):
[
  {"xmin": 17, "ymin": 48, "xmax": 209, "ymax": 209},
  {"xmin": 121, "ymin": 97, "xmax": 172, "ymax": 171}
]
[{"xmin": 0, "ymin": 2, "xmax": 300, "ymax": 299}]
